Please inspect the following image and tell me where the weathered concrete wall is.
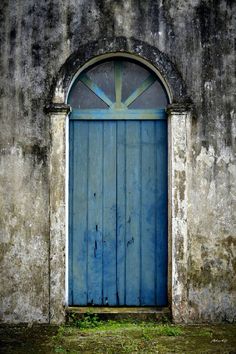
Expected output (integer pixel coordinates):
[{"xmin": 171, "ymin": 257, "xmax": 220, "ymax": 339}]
[{"xmin": 0, "ymin": 0, "xmax": 235, "ymax": 323}]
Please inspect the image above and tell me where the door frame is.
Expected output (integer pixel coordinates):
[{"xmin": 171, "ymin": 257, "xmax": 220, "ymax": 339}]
[{"xmin": 46, "ymin": 38, "xmax": 192, "ymax": 323}]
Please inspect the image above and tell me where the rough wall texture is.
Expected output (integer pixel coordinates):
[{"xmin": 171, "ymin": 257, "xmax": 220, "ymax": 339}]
[{"xmin": 0, "ymin": 0, "xmax": 235, "ymax": 323}]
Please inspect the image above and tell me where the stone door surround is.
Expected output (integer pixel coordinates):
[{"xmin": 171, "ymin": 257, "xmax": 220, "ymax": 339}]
[{"xmin": 46, "ymin": 37, "xmax": 192, "ymax": 323}]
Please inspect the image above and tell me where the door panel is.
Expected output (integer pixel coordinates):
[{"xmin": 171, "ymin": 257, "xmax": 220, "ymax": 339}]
[{"xmin": 69, "ymin": 119, "xmax": 167, "ymax": 306}]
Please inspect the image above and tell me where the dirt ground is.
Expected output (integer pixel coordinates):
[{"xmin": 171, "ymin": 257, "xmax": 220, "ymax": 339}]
[{"xmin": 0, "ymin": 320, "xmax": 236, "ymax": 353}]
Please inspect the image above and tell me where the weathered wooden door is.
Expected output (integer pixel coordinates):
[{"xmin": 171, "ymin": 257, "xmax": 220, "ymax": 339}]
[{"xmin": 68, "ymin": 59, "xmax": 168, "ymax": 306}]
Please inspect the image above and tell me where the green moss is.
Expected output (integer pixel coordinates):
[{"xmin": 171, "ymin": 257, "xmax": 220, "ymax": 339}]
[
  {"xmin": 1, "ymin": 323, "xmax": 236, "ymax": 353},
  {"xmin": 50, "ymin": 323, "xmax": 236, "ymax": 354},
  {"xmin": 66, "ymin": 315, "xmax": 182, "ymax": 335}
]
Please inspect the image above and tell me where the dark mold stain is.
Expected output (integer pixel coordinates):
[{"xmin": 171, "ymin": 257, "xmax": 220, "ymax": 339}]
[
  {"xmin": 10, "ymin": 27, "xmax": 17, "ymax": 41},
  {"xmin": 15, "ymin": 143, "xmax": 48, "ymax": 166},
  {"xmin": 95, "ymin": 0, "xmax": 115, "ymax": 37},
  {"xmin": 94, "ymin": 240, "xmax": 97, "ymax": 257},
  {"xmin": 46, "ymin": 2, "xmax": 60, "ymax": 29},
  {"xmin": 32, "ymin": 43, "xmax": 42, "ymax": 67},
  {"xmin": 127, "ymin": 237, "xmax": 134, "ymax": 247},
  {"xmin": 66, "ymin": 6, "xmax": 73, "ymax": 41}
]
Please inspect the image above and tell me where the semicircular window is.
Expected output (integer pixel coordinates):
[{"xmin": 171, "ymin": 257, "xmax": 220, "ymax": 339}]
[{"xmin": 67, "ymin": 58, "xmax": 169, "ymax": 120}]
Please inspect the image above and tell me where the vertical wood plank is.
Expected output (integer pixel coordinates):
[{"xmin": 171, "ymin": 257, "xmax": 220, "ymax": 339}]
[
  {"xmin": 116, "ymin": 121, "xmax": 126, "ymax": 305},
  {"xmin": 87, "ymin": 121, "xmax": 103, "ymax": 305},
  {"xmin": 103, "ymin": 121, "xmax": 117, "ymax": 305},
  {"xmin": 125, "ymin": 121, "xmax": 141, "ymax": 305},
  {"xmin": 70, "ymin": 121, "xmax": 89, "ymax": 305},
  {"xmin": 155, "ymin": 120, "xmax": 168, "ymax": 306},
  {"xmin": 140, "ymin": 121, "xmax": 156, "ymax": 305}
]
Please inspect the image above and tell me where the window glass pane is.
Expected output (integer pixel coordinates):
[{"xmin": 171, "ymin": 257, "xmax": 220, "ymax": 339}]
[
  {"xmin": 121, "ymin": 61, "xmax": 150, "ymax": 103},
  {"xmin": 129, "ymin": 79, "xmax": 169, "ymax": 109},
  {"xmin": 68, "ymin": 58, "xmax": 169, "ymax": 110},
  {"xmin": 87, "ymin": 60, "xmax": 115, "ymax": 103},
  {"xmin": 68, "ymin": 80, "xmax": 108, "ymax": 109}
]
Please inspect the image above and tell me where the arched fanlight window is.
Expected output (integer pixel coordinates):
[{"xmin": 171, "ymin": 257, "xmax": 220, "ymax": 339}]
[{"xmin": 67, "ymin": 58, "xmax": 169, "ymax": 119}]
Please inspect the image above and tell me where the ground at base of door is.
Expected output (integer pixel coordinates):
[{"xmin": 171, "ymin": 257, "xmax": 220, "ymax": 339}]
[
  {"xmin": 1, "ymin": 322, "xmax": 236, "ymax": 353},
  {"xmin": 66, "ymin": 306, "xmax": 171, "ymax": 322}
]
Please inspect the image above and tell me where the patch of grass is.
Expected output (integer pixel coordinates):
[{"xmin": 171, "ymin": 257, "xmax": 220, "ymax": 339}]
[
  {"xmin": 67, "ymin": 315, "xmax": 182, "ymax": 337},
  {"xmin": 154, "ymin": 324, "xmax": 183, "ymax": 336},
  {"xmin": 52, "ymin": 325, "xmax": 67, "ymax": 342},
  {"xmin": 139, "ymin": 323, "xmax": 182, "ymax": 340},
  {"xmin": 84, "ymin": 319, "xmax": 139, "ymax": 331},
  {"xmin": 196, "ymin": 328, "xmax": 213, "ymax": 337},
  {"xmin": 69, "ymin": 311, "xmax": 101, "ymax": 329},
  {"xmin": 52, "ymin": 323, "xmax": 182, "ymax": 354},
  {"xmin": 53, "ymin": 321, "xmax": 236, "ymax": 354},
  {"xmin": 54, "ymin": 345, "xmax": 66, "ymax": 353},
  {"xmin": 52, "ymin": 320, "xmax": 182, "ymax": 354},
  {"xmin": 1, "ymin": 323, "xmax": 235, "ymax": 354},
  {"xmin": 161, "ymin": 314, "xmax": 172, "ymax": 324}
]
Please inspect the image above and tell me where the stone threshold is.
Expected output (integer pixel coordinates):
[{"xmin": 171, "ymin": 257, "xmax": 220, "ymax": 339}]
[{"xmin": 66, "ymin": 306, "xmax": 171, "ymax": 322}]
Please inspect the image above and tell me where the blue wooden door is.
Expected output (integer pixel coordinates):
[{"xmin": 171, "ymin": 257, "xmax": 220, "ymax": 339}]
[{"xmin": 68, "ymin": 59, "xmax": 168, "ymax": 306}]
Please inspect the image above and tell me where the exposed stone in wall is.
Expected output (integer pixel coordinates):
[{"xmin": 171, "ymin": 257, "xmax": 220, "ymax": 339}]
[{"xmin": 0, "ymin": 0, "xmax": 235, "ymax": 323}]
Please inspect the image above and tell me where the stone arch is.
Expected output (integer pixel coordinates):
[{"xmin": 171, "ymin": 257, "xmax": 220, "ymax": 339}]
[
  {"xmin": 48, "ymin": 37, "xmax": 189, "ymax": 106},
  {"xmin": 46, "ymin": 37, "xmax": 192, "ymax": 324}
]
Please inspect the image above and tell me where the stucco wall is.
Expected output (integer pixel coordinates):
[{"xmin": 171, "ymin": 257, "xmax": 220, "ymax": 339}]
[{"xmin": 0, "ymin": 0, "xmax": 235, "ymax": 323}]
